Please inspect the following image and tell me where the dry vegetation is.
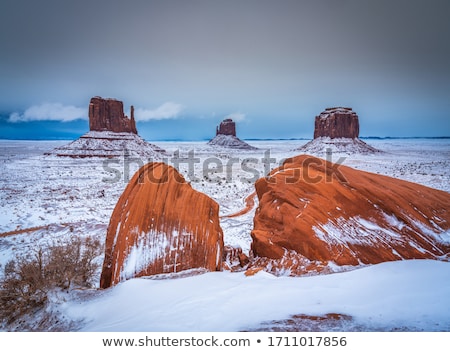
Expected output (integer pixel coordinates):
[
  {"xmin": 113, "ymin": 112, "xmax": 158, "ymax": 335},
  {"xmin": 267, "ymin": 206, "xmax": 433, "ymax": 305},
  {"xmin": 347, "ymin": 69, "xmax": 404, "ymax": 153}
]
[{"xmin": 0, "ymin": 236, "xmax": 102, "ymax": 329}]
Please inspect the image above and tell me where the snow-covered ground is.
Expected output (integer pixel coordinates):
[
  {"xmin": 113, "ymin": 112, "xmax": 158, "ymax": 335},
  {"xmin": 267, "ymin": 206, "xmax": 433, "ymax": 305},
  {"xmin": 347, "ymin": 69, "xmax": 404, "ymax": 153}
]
[
  {"xmin": 0, "ymin": 138, "xmax": 449, "ymax": 331},
  {"xmin": 66, "ymin": 260, "xmax": 450, "ymax": 332}
]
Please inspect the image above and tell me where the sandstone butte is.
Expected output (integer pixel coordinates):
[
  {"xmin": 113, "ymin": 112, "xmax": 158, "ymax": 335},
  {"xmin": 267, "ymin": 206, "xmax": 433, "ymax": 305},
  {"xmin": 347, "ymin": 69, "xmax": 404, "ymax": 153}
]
[
  {"xmin": 100, "ymin": 162, "xmax": 224, "ymax": 288},
  {"xmin": 250, "ymin": 154, "xmax": 450, "ymax": 275},
  {"xmin": 314, "ymin": 107, "xmax": 359, "ymax": 139},
  {"xmin": 208, "ymin": 118, "xmax": 257, "ymax": 150},
  {"xmin": 299, "ymin": 107, "xmax": 379, "ymax": 154},
  {"xmin": 89, "ymin": 96, "xmax": 137, "ymax": 134},
  {"xmin": 216, "ymin": 118, "xmax": 236, "ymax": 136}
]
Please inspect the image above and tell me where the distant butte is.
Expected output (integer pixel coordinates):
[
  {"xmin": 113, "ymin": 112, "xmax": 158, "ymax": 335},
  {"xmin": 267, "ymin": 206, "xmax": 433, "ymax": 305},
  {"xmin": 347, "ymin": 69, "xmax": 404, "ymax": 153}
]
[
  {"xmin": 216, "ymin": 118, "xmax": 236, "ymax": 136},
  {"xmin": 314, "ymin": 107, "xmax": 359, "ymax": 139},
  {"xmin": 89, "ymin": 96, "xmax": 137, "ymax": 134},
  {"xmin": 208, "ymin": 118, "xmax": 257, "ymax": 150},
  {"xmin": 249, "ymin": 154, "xmax": 450, "ymax": 276},
  {"xmin": 45, "ymin": 96, "xmax": 165, "ymax": 158},
  {"xmin": 100, "ymin": 162, "xmax": 224, "ymax": 288},
  {"xmin": 299, "ymin": 107, "xmax": 380, "ymax": 154}
]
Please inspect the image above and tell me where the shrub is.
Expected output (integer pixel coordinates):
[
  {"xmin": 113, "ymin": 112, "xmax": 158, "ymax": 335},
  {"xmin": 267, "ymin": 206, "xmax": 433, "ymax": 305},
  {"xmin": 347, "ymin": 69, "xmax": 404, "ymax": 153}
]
[{"xmin": 0, "ymin": 236, "xmax": 102, "ymax": 325}]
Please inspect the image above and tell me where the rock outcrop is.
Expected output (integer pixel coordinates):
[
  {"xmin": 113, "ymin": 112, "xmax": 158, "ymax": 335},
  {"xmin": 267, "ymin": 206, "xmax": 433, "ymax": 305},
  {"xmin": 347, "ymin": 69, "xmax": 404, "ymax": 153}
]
[
  {"xmin": 208, "ymin": 118, "xmax": 257, "ymax": 150},
  {"xmin": 314, "ymin": 107, "xmax": 359, "ymax": 139},
  {"xmin": 89, "ymin": 96, "xmax": 137, "ymax": 134},
  {"xmin": 299, "ymin": 107, "xmax": 379, "ymax": 154},
  {"xmin": 223, "ymin": 245, "xmax": 249, "ymax": 271},
  {"xmin": 46, "ymin": 97, "xmax": 165, "ymax": 158},
  {"xmin": 216, "ymin": 118, "xmax": 236, "ymax": 136},
  {"xmin": 250, "ymin": 154, "xmax": 450, "ymax": 276},
  {"xmin": 100, "ymin": 162, "xmax": 224, "ymax": 288},
  {"xmin": 48, "ymin": 131, "xmax": 165, "ymax": 159}
]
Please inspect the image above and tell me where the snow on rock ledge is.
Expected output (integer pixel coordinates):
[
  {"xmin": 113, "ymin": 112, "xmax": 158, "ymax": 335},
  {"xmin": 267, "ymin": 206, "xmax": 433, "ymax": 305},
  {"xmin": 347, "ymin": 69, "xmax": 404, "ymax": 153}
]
[
  {"xmin": 298, "ymin": 137, "xmax": 380, "ymax": 155},
  {"xmin": 45, "ymin": 96, "xmax": 165, "ymax": 158},
  {"xmin": 100, "ymin": 162, "xmax": 224, "ymax": 288},
  {"xmin": 298, "ymin": 107, "xmax": 380, "ymax": 154},
  {"xmin": 208, "ymin": 134, "xmax": 257, "ymax": 150},
  {"xmin": 47, "ymin": 131, "xmax": 165, "ymax": 159},
  {"xmin": 250, "ymin": 154, "xmax": 450, "ymax": 276}
]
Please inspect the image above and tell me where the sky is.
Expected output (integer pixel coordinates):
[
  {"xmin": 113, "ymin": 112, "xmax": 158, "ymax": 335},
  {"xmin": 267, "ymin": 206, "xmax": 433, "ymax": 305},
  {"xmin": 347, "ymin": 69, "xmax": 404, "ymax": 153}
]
[{"xmin": 0, "ymin": 0, "xmax": 449, "ymax": 140}]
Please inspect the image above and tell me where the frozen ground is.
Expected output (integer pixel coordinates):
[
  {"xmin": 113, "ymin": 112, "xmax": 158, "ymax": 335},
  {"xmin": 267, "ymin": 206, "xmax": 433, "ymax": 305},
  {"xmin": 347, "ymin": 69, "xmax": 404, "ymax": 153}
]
[{"xmin": 0, "ymin": 138, "xmax": 449, "ymax": 331}]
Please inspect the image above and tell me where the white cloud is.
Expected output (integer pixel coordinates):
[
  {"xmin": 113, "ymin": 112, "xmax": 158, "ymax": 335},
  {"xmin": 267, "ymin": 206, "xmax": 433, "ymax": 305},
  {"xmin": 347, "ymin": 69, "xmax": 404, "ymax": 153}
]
[
  {"xmin": 9, "ymin": 103, "xmax": 86, "ymax": 122},
  {"xmin": 225, "ymin": 112, "xmax": 246, "ymax": 122},
  {"xmin": 134, "ymin": 102, "xmax": 184, "ymax": 121}
]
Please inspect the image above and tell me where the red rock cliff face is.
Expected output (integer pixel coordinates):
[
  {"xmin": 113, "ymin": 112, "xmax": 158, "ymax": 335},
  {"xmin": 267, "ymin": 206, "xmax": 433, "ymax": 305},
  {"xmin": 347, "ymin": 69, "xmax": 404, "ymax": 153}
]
[
  {"xmin": 314, "ymin": 107, "xmax": 359, "ymax": 139},
  {"xmin": 100, "ymin": 162, "xmax": 224, "ymax": 288},
  {"xmin": 250, "ymin": 155, "xmax": 450, "ymax": 275},
  {"xmin": 216, "ymin": 119, "xmax": 236, "ymax": 136},
  {"xmin": 89, "ymin": 96, "xmax": 137, "ymax": 134}
]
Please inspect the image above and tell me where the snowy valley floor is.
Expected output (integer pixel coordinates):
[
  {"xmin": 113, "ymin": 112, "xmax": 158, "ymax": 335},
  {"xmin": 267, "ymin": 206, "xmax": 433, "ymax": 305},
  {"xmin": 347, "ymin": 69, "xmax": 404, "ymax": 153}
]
[{"xmin": 0, "ymin": 138, "xmax": 449, "ymax": 331}]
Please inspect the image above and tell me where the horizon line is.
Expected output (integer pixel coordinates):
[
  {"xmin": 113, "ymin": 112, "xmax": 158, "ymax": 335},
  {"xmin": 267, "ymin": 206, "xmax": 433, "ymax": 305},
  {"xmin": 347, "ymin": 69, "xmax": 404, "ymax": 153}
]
[{"xmin": 0, "ymin": 136, "xmax": 449, "ymax": 142}]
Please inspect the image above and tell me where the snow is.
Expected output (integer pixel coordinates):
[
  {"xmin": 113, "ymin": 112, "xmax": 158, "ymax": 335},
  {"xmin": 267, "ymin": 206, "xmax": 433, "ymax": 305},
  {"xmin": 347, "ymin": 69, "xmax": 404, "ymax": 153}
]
[
  {"xmin": 313, "ymin": 216, "xmax": 403, "ymax": 246},
  {"xmin": 0, "ymin": 138, "xmax": 449, "ymax": 331},
  {"xmin": 63, "ymin": 260, "xmax": 450, "ymax": 332},
  {"xmin": 298, "ymin": 137, "xmax": 380, "ymax": 154},
  {"xmin": 207, "ymin": 134, "xmax": 258, "ymax": 149},
  {"xmin": 120, "ymin": 231, "xmax": 170, "ymax": 281}
]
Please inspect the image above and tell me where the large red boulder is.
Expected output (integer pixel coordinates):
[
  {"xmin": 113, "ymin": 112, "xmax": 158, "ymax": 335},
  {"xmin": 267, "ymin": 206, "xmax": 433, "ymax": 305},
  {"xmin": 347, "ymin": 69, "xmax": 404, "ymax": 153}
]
[
  {"xmin": 250, "ymin": 155, "xmax": 450, "ymax": 275},
  {"xmin": 100, "ymin": 162, "xmax": 224, "ymax": 288},
  {"xmin": 89, "ymin": 96, "xmax": 137, "ymax": 134}
]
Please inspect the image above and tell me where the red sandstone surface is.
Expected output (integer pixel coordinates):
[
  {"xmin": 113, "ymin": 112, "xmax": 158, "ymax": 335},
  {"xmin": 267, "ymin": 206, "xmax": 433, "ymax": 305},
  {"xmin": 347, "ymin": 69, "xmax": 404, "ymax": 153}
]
[
  {"xmin": 250, "ymin": 154, "xmax": 450, "ymax": 275},
  {"xmin": 100, "ymin": 162, "xmax": 224, "ymax": 288}
]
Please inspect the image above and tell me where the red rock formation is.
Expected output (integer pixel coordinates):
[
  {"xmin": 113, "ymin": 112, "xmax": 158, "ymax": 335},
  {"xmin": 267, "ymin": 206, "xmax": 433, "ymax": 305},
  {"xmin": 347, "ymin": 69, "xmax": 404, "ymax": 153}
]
[
  {"xmin": 223, "ymin": 245, "xmax": 249, "ymax": 271},
  {"xmin": 100, "ymin": 162, "xmax": 224, "ymax": 288},
  {"xmin": 216, "ymin": 118, "xmax": 236, "ymax": 136},
  {"xmin": 314, "ymin": 107, "xmax": 359, "ymax": 139},
  {"xmin": 89, "ymin": 96, "xmax": 137, "ymax": 134},
  {"xmin": 250, "ymin": 155, "xmax": 450, "ymax": 275},
  {"xmin": 209, "ymin": 118, "xmax": 257, "ymax": 149}
]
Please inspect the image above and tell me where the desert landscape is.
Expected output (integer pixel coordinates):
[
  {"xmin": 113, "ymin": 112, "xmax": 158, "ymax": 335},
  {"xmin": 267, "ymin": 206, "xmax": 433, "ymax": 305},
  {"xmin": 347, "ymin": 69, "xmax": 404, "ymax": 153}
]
[
  {"xmin": 0, "ymin": 1, "xmax": 449, "ymax": 336},
  {"xmin": 0, "ymin": 97, "xmax": 449, "ymax": 331}
]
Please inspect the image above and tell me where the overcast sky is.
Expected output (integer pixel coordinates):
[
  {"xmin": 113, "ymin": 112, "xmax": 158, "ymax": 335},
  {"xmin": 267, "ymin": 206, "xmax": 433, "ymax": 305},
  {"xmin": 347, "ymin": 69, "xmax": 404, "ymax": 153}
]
[{"xmin": 1, "ymin": 0, "xmax": 449, "ymax": 140}]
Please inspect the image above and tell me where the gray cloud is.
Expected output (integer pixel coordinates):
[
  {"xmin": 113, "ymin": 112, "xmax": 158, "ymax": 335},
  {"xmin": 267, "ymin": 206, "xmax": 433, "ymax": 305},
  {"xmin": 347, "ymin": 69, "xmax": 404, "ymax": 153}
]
[
  {"xmin": 134, "ymin": 102, "xmax": 184, "ymax": 121},
  {"xmin": 9, "ymin": 103, "xmax": 86, "ymax": 123},
  {"xmin": 0, "ymin": 0, "xmax": 449, "ymax": 137}
]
